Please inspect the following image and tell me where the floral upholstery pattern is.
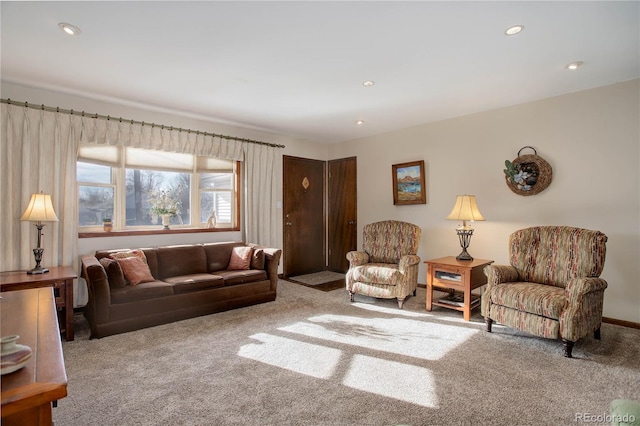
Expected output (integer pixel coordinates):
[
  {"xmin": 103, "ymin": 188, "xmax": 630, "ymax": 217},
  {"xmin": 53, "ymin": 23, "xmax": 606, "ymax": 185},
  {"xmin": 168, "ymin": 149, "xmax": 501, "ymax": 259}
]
[
  {"xmin": 346, "ymin": 220, "xmax": 421, "ymax": 308},
  {"xmin": 482, "ymin": 226, "xmax": 608, "ymax": 357}
]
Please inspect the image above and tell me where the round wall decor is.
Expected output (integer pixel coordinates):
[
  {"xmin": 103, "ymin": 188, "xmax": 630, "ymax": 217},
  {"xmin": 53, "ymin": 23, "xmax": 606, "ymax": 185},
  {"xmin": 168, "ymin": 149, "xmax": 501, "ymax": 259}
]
[{"xmin": 503, "ymin": 146, "xmax": 552, "ymax": 196}]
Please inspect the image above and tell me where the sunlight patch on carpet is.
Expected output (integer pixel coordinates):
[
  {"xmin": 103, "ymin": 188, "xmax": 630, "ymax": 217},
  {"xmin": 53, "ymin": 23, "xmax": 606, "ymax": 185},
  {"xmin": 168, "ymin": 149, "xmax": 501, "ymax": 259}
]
[
  {"xmin": 279, "ymin": 314, "xmax": 478, "ymax": 361},
  {"xmin": 343, "ymin": 354, "xmax": 438, "ymax": 408},
  {"xmin": 351, "ymin": 301, "xmax": 434, "ymax": 318},
  {"xmin": 238, "ymin": 333, "xmax": 341, "ymax": 379}
]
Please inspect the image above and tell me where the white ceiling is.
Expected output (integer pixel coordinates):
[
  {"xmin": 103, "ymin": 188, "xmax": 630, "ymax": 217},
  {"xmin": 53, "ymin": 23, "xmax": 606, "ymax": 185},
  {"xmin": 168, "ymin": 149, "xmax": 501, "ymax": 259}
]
[{"xmin": 1, "ymin": 1, "xmax": 638, "ymax": 144}]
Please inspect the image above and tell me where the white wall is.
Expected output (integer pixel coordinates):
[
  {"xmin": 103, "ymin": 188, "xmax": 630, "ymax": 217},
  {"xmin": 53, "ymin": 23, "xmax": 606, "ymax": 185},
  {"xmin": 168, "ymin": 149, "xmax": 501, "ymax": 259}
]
[{"xmin": 329, "ymin": 79, "xmax": 640, "ymax": 323}]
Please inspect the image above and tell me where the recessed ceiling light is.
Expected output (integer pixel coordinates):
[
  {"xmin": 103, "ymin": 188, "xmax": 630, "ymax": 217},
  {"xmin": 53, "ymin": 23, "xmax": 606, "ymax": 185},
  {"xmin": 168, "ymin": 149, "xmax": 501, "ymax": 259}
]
[
  {"xmin": 58, "ymin": 22, "xmax": 81, "ymax": 36},
  {"xmin": 566, "ymin": 61, "xmax": 584, "ymax": 70},
  {"xmin": 505, "ymin": 25, "xmax": 524, "ymax": 36},
  {"xmin": 362, "ymin": 81, "xmax": 375, "ymax": 87},
  {"xmin": 356, "ymin": 120, "xmax": 365, "ymax": 125}
]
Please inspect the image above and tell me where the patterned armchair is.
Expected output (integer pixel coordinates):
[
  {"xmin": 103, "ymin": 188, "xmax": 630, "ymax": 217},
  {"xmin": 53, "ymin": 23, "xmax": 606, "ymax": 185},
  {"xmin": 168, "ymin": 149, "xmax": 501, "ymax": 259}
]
[
  {"xmin": 482, "ymin": 226, "xmax": 608, "ymax": 357},
  {"xmin": 346, "ymin": 220, "xmax": 421, "ymax": 308}
]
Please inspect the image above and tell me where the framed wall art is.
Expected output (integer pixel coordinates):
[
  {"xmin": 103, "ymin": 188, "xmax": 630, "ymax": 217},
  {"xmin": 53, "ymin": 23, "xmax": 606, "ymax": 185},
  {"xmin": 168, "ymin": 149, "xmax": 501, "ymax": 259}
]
[{"xmin": 392, "ymin": 160, "xmax": 426, "ymax": 205}]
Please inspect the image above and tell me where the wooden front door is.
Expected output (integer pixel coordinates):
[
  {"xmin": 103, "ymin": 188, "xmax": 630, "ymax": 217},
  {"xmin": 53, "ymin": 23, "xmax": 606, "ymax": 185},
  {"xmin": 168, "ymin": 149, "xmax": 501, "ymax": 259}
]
[
  {"xmin": 328, "ymin": 157, "xmax": 357, "ymax": 273},
  {"xmin": 283, "ymin": 156, "xmax": 325, "ymax": 277}
]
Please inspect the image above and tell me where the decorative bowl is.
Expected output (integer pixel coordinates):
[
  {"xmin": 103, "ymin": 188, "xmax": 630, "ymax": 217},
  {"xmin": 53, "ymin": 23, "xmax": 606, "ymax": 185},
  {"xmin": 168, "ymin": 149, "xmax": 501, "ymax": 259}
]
[{"xmin": 1, "ymin": 335, "xmax": 32, "ymax": 375}]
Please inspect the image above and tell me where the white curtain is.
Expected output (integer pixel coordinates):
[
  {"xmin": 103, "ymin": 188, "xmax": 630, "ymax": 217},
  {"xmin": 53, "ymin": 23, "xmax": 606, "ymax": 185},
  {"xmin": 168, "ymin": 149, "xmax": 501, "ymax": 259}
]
[
  {"xmin": 77, "ymin": 117, "xmax": 245, "ymax": 160},
  {"xmin": 1, "ymin": 103, "xmax": 281, "ymax": 299},
  {"xmin": 0, "ymin": 104, "xmax": 80, "ymax": 301},
  {"xmin": 243, "ymin": 143, "xmax": 279, "ymax": 247}
]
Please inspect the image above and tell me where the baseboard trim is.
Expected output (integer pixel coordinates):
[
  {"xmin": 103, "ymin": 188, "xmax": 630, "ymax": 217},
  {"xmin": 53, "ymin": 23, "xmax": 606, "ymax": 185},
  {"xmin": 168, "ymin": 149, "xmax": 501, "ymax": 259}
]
[{"xmin": 603, "ymin": 317, "xmax": 640, "ymax": 329}]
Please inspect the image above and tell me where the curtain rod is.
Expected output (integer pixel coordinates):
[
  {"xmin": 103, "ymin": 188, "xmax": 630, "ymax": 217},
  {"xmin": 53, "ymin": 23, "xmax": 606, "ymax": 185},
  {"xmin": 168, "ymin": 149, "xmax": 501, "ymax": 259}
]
[{"xmin": 1, "ymin": 98, "xmax": 285, "ymax": 149}]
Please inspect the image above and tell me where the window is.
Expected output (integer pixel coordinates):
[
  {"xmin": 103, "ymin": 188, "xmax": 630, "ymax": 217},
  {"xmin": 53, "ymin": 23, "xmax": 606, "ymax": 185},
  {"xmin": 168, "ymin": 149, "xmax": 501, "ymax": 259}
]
[
  {"xmin": 77, "ymin": 145, "xmax": 239, "ymax": 232},
  {"xmin": 200, "ymin": 173, "xmax": 233, "ymax": 224},
  {"xmin": 78, "ymin": 162, "xmax": 114, "ymax": 226}
]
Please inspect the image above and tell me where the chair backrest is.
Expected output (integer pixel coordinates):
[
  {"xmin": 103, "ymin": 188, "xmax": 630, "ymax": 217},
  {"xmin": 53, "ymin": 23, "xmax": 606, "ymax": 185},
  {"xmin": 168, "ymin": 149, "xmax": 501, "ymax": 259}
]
[
  {"xmin": 363, "ymin": 220, "xmax": 421, "ymax": 264},
  {"xmin": 509, "ymin": 226, "xmax": 607, "ymax": 288}
]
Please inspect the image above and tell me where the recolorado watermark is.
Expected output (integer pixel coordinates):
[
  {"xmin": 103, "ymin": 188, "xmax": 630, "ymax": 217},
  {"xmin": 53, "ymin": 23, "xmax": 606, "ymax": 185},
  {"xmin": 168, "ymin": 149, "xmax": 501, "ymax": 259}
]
[{"xmin": 575, "ymin": 412, "xmax": 636, "ymax": 424}]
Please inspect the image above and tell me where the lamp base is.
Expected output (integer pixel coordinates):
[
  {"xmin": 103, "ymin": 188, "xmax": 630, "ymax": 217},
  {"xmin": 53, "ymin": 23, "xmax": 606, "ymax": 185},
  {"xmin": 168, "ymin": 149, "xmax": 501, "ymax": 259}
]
[
  {"xmin": 27, "ymin": 246, "xmax": 48, "ymax": 274},
  {"xmin": 455, "ymin": 228, "xmax": 475, "ymax": 261},
  {"xmin": 27, "ymin": 266, "xmax": 49, "ymax": 275},
  {"xmin": 455, "ymin": 249, "xmax": 473, "ymax": 261}
]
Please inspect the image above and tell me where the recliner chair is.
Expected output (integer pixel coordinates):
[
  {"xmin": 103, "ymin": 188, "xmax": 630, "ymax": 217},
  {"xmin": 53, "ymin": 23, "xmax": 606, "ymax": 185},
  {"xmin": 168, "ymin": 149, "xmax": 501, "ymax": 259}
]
[
  {"xmin": 482, "ymin": 226, "xmax": 608, "ymax": 357},
  {"xmin": 346, "ymin": 220, "xmax": 421, "ymax": 308}
]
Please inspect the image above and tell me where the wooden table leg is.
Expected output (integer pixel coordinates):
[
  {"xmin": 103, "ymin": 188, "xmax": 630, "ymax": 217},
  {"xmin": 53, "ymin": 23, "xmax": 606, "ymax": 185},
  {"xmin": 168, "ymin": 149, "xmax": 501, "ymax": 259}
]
[
  {"xmin": 463, "ymin": 286, "xmax": 471, "ymax": 321},
  {"xmin": 426, "ymin": 265, "xmax": 433, "ymax": 311},
  {"xmin": 64, "ymin": 278, "xmax": 74, "ymax": 341}
]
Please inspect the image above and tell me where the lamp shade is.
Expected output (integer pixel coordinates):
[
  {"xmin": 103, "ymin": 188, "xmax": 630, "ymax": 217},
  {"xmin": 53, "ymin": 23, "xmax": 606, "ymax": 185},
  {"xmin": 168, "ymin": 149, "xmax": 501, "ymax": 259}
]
[
  {"xmin": 446, "ymin": 195, "xmax": 485, "ymax": 222},
  {"xmin": 20, "ymin": 193, "xmax": 59, "ymax": 222}
]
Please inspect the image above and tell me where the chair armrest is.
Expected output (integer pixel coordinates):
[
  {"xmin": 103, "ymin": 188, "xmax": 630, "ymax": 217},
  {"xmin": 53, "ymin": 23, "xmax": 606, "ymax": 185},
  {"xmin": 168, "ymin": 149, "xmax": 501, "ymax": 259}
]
[
  {"xmin": 565, "ymin": 277, "xmax": 608, "ymax": 303},
  {"xmin": 399, "ymin": 255, "xmax": 421, "ymax": 274},
  {"xmin": 347, "ymin": 251, "xmax": 369, "ymax": 267},
  {"xmin": 484, "ymin": 264, "xmax": 519, "ymax": 285},
  {"xmin": 561, "ymin": 277, "xmax": 608, "ymax": 341}
]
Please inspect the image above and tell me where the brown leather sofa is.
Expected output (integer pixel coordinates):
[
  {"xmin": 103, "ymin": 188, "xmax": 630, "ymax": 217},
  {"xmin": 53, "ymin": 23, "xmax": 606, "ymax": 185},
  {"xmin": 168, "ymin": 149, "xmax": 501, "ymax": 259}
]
[{"xmin": 81, "ymin": 241, "xmax": 281, "ymax": 338}]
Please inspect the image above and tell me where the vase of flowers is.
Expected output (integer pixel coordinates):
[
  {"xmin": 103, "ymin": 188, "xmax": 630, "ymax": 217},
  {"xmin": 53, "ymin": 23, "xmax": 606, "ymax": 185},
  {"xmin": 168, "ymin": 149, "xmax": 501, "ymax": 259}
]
[
  {"xmin": 148, "ymin": 186, "xmax": 182, "ymax": 230},
  {"xmin": 160, "ymin": 214, "xmax": 171, "ymax": 230}
]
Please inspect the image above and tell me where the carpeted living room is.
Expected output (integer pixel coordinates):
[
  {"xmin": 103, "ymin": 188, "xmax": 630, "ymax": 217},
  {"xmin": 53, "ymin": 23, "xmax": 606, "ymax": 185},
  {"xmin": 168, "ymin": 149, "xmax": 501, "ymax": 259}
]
[
  {"xmin": 1, "ymin": 2, "xmax": 639, "ymax": 426},
  {"xmin": 53, "ymin": 281, "xmax": 639, "ymax": 425}
]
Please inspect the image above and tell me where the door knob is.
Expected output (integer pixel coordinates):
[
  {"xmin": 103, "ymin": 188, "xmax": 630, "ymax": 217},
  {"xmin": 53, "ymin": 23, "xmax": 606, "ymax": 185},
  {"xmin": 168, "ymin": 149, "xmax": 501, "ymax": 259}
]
[{"xmin": 348, "ymin": 221, "xmax": 355, "ymax": 225}]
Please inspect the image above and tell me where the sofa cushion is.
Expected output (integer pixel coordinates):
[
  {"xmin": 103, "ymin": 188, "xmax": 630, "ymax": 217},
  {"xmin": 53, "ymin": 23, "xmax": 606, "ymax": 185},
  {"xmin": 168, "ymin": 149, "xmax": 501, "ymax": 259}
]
[
  {"xmin": 251, "ymin": 248, "xmax": 265, "ymax": 270},
  {"xmin": 156, "ymin": 245, "xmax": 207, "ymax": 279},
  {"xmin": 163, "ymin": 273, "xmax": 225, "ymax": 294},
  {"xmin": 110, "ymin": 280, "xmax": 174, "ymax": 304},
  {"xmin": 350, "ymin": 263, "xmax": 401, "ymax": 285},
  {"xmin": 228, "ymin": 246, "xmax": 253, "ymax": 270},
  {"xmin": 214, "ymin": 270, "xmax": 268, "ymax": 286},
  {"xmin": 203, "ymin": 242, "xmax": 242, "ymax": 272},
  {"xmin": 140, "ymin": 248, "xmax": 159, "ymax": 279},
  {"xmin": 99, "ymin": 258, "xmax": 126, "ymax": 289},
  {"xmin": 488, "ymin": 282, "xmax": 566, "ymax": 319},
  {"xmin": 116, "ymin": 256, "xmax": 156, "ymax": 286}
]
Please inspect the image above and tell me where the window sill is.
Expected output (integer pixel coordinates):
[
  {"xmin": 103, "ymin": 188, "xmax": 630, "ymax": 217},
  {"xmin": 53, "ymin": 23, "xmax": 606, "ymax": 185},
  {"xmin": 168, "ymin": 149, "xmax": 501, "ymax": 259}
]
[{"xmin": 78, "ymin": 226, "xmax": 239, "ymax": 238}]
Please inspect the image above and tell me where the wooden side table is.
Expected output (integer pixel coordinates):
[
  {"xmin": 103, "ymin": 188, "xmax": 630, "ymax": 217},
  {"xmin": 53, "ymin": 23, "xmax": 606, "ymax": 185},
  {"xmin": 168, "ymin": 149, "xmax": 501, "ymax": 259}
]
[
  {"xmin": 1, "ymin": 287, "xmax": 68, "ymax": 425},
  {"xmin": 425, "ymin": 256, "xmax": 494, "ymax": 321},
  {"xmin": 0, "ymin": 266, "xmax": 77, "ymax": 341}
]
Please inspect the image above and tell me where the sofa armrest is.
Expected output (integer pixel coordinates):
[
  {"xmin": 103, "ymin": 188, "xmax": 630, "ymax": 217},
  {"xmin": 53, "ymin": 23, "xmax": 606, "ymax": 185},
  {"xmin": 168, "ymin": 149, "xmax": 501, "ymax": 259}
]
[
  {"xmin": 81, "ymin": 255, "xmax": 112, "ymax": 329},
  {"xmin": 346, "ymin": 251, "xmax": 369, "ymax": 267},
  {"xmin": 260, "ymin": 247, "xmax": 282, "ymax": 292},
  {"xmin": 484, "ymin": 264, "xmax": 519, "ymax": 286}
]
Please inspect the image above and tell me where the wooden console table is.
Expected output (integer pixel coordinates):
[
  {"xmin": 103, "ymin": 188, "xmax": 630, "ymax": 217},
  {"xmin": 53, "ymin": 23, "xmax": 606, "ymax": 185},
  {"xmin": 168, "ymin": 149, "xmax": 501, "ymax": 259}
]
[
  {"xmin": 1, "ymin": 287, "xmax": 68, "ymax": 425},
  {"xmin": 425, "ymin": 256, "xmax": 494, "ymax": 321},
  {"xmin": 0, "ymin": 266, "xmax": 77, "ymax": 341}
]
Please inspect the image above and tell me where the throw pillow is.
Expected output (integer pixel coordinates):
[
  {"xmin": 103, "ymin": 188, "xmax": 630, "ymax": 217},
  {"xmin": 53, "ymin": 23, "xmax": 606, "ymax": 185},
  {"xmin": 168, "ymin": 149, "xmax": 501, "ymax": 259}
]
[
  {"xmin": 99, "ymin": 257, "xmax": 127, "ymax": 289},
  {"xmin": 227, "ymin": 246, "xmax": 253, "ymax": 270},
  {"xmin": 109, "ymin": 249, "xmax": 147, "ymax": 261},
  {"xmin": 116, "ymin": 256, "xmax": 155, "ymax": 286}
]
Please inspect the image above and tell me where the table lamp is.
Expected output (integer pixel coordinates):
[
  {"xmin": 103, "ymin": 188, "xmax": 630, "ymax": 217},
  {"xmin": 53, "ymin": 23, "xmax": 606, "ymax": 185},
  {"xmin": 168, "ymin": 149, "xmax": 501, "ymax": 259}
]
[
  {"xmin": 446, "ymin": 195, "xmax": 485, "ymax": 261},
  {"xmin": 20, "ymin": 192, "xmax": 59, "ymax": 274}
]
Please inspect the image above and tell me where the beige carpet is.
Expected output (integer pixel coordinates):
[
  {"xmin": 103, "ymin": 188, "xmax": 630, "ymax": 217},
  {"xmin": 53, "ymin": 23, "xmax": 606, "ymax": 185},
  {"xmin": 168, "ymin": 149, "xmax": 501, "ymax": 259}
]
[{"xmin": 55, "ymin": 281, "xmax": 640, "ymax": 425}]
